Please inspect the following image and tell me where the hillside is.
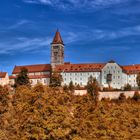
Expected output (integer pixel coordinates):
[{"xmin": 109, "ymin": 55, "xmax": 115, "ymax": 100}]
[{"xmin": 0, "ymin": 85, "xmax": 140, "ymax": 140}]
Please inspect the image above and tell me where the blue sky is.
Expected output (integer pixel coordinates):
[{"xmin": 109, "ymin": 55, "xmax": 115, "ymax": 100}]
[{"xmin": 0, "ymin": 0, "xmax": 140, "ymax": 74}]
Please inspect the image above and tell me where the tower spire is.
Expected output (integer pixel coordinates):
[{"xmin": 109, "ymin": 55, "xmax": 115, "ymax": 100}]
[
  {"xmin": 52, "ymin": 29, "xmax": 63, "ymax": 45},
  {"xmin": 51, "ymin": 30, "xmax": 64, "ymax": 69}
]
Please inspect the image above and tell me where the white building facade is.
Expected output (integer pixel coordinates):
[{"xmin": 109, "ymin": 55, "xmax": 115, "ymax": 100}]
[
  {"xmin": 10, "ymin": 64, "xmax": 51, "ymax": 86},
  {"xmin": 0, "ymin": 72, "xmax": 9, "ymax": 86},
  {"xmin": 55, "ymin": 61, "xmax": 140, "ymax": 89}
]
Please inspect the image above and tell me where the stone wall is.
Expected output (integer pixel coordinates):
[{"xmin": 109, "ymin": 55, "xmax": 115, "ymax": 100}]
[{"xmin": 74, "ymin": 90, "xmax": 136, "ymax": 100}]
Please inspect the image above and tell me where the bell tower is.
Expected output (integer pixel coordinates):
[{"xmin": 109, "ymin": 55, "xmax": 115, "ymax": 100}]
[{"xmin": 51, "ymin": 30, "xmax": 64, "ymax": 69}]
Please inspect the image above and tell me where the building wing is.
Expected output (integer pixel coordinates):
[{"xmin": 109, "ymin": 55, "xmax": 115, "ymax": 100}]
[{"xmin": 12, "ymin": 64, "xmax": 51, "ymax": 74}]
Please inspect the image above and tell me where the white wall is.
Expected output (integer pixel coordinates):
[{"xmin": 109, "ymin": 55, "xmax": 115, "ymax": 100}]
[
  {"xmin": 11, "ymin": 71, "xmax": 50, "ymax": 86},
  {"xmin": 30, "ymin": 78, "xmax": 50, "ymax": 86},
  {"xmin": 74, "ymin": 90, "xmax": 136, "ymax": 100},
  {"xmin": 0, "ymin": 73, "xmax": 9, "ymax": 86},
  {"xmin": 127, "ymin": 74, "xmax": 138, "ymax": 87},
  {"xmin": 61, "ymin": 71, "xmax": 101, "ymax": 86},
  {"xmin": 101, "ymin": 63, "xmax": 123, "ymax": 89}
]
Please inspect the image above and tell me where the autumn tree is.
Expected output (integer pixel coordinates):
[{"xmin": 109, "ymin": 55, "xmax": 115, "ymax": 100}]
[
  {"xmin": 50, "ymin": 71, "xmax": 63, "ymax": 87},
  {"xmin": 63, "ymin": 84, "xmax": 69, "ymax": 92},
  {"xmin": 86, "ymin": 75, "xmax": 99, "ymax": 102},
  {"xmin": 69, "ymin": 81, "xmax": 75, "ymax": 93},
  {"xmin": 15, "ymin": 67, "xmax": 30, "ymax": 87}
]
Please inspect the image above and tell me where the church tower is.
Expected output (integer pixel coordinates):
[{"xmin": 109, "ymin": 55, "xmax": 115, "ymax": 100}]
[{"xmin": 51, "ymin": 30, "xmax": 64, "ymax": 69}]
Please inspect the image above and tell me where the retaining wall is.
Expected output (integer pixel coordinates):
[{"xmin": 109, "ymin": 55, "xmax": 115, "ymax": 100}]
[{"xmin": 74, "ymin": 90, "xmax": 137, "ymax": 100}]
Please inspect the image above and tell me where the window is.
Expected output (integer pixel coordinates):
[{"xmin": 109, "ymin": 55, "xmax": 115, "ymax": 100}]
[
  {"xmin": 53, "ymin": 46, "xmax": 58, "ymax": 49},
  {"xmin": 118, "ymin": 76, "xmax": 120, "ymax": 79}
]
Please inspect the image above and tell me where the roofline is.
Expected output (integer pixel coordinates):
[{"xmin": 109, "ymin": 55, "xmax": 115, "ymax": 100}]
[
  {"xmin": 13, "ymin": 63, "xmax": 50, "ymax": 67},
  {"xmin": 12, "ymin": 64, "xmax": 51, "ymax": 74}
]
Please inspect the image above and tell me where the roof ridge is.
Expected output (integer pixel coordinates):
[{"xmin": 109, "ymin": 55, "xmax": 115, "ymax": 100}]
[{"xmin": 15, "ymin": 64, "xmax": 50, "ymax": 67}]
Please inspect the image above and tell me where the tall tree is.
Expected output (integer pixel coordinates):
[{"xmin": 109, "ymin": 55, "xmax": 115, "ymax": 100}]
[
  {"xmin": 86, "ymin": 75, "xmax": 99, "ymax": 103},
  {"xmin": 50, "ymin": 71, "xmax": 63, "ymax": 87},
  {"xmin": 69, "ymin": 81, "xmax": 75, "ymax": 93},
  {"xmin": 136, "ymin": 72, "xmax": 140, "ymax": 89},
  {"xmin": 15, "ymin": 67, "xmax": 30, "ymax": 87}
]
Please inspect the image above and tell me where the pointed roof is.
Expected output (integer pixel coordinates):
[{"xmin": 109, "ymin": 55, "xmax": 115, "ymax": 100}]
[{"xmin": 52, "ymin": 30, "xmax": 64, "ymax": 45}]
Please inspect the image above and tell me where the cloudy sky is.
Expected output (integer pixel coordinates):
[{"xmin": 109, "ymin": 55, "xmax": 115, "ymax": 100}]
[{"xmin": 0, "ymin": 0, "xmax": 140, "ymax": 74}]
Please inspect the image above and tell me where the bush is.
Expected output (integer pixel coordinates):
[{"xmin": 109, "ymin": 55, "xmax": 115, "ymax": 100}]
[
  {"xmin": 119, "ymin": 93, "xmax": 126, "ymax": 102},
  {"xmin": 132, "ymin": 91, "xmax": 140, "ymax": 101},
  {"xmin": 63, "ymin": 84, "xmax": 69, "ymax": 92},
  {"xmin": 124, "ymin": 84, "xmax": 132, "ymax": 91}
]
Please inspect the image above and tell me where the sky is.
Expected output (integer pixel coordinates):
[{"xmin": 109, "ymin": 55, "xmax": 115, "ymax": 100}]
[{"xmin": 0, "ymin": 0, "xmax": 140, "ymax": 74}]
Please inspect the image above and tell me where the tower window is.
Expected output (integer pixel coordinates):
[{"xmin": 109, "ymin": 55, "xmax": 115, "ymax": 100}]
[{"xmin": 53, "ymin": 46, "xmax": 58, "ymax": 49}]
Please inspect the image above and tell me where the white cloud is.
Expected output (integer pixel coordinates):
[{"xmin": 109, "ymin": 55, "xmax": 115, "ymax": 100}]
[
  {"xmin": 8, "ymin": 20, "xmax": 30, "ymax": 29},
  {"xmin": 0, "ymin": 37, "xmax": 52, "ymax": 54},
  {"xmin": 23, "ymin": 0, "xmax": 130, "ymax": 10},
  {"xmin": 63, "ymin": 25, "xmax": 140, "ymax": 44}
]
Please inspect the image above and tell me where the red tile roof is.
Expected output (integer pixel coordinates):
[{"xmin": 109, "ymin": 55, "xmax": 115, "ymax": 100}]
[
  {"xmin": 0, "ymin": 72, "xmax": 7, "ymax": 78},
  {"xmin": 52, "ymin": 30, "xmax": 63, "ymax": 45},
  {"xmin": 12, "ymin": 64, "xmax": 51, "ymax": 74},
  {"xmin": 55, "ymin": 63, "xmax": 106, "ymax": 72},
  {"xmin": 123, "ymin": 64, "xmax": 140, "ymax": 74},
  {"xmin": 10, "ymin": 74, "xmax": 50, "ymax": 79}
]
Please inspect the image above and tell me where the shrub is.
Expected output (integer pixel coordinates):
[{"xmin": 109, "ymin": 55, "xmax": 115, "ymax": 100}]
[
  {"xmin": 132, "ymin": 91, "xmax": 140, "ymax": 101},
  {"xmin": 63, "ymin": 84, "xmax": 69, "ymax": 92},
  {"xmin": 124, "ymin": 84, "xmax": 132, "ymax": 91},
  {"xmin": 119, "ymin": 93, "xmax": 126, "ymax": 102}
]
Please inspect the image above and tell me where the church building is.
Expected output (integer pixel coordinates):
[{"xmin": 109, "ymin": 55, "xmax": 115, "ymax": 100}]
[{"xmin": 10, "ymin": 30, "xmax": 140, "ymax": 89}]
